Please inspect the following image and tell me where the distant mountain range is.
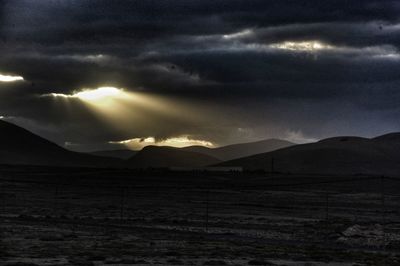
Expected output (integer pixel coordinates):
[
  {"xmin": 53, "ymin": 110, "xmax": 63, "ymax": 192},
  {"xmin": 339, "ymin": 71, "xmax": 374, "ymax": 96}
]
[
  {"xmin": 93, "ymin": 138, "xmax": 294, "ymax": 161},
  {"xmin": 90, "ymin": 149, "xmax": 137, "ymax": 159},
  {"xmin": 89, "ymin": 138, "xmax": 293, "ymax": 168},
  {"xmin": 219, "ymin": 135, "xmax": 400, "ymax": 175},
  {"xmin": 0, "ymin": 119, "xmax": 289, "ymax": 168},
  {"xmin": 127, "ymin": 146, "xmax": 220, "ymax": 168},
  {"xmin": 182, "ymin": 139, "xmax": 294, "ymax": 161},
  {"xmin": 2, "ymin": 119, "xmax": 400, "ymax": 175}
]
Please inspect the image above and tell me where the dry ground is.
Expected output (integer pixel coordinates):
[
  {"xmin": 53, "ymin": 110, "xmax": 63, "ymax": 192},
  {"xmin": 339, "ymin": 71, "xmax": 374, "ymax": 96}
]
[{"xmin": 1, "ymin": 165, "xmax": 400, "ymax": 265}]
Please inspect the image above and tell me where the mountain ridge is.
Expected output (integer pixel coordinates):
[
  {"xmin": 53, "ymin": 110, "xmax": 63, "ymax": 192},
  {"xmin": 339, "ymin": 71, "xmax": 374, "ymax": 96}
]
[
  {"xmin": 127, "ymin": 145, "xmax": 220, "ymax": 168},
  {"xmin": 0, "ymin": 119, "xmax": 122, "ymax": 167},
  {"xmin": 90, "ymin": 149, "xmax": 137, "ymax": 159},
  {"xmin": 218, "ymin": 134, "xmax": 400, "ymax": 175},
  {"xmin": 90, "ymin": 138, "xmax": 295, "ymax": 161},
  {"xmin": 182, "ymin": 138, "xmax": 294, "ymax": 161}
]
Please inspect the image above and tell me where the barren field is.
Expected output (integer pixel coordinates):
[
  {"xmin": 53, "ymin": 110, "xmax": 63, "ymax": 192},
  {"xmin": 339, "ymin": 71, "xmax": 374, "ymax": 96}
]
[{"xmin": 1, "ymin": 165, "xmax": 400, "ymax": 266}]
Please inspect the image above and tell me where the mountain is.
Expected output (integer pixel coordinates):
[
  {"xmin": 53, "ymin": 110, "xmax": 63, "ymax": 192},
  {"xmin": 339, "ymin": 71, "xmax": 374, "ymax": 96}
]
[
  {"xmin": 373, "ymin": 132, "xmax": 400, "ymax": 142},
  {"xmin": 127, "ymin": 145, "xmax": 220, "ymax": 168},
  {"xmin": 90, "ymin": 149, "xmax": 137, "ymax": 159},
  {"xmin": 183, "ymin": 139, "xmax": 294, "ymax": 161},
  {"xmin": 218, "ymin": 134, "xmax": 400, "ymax": 175},
  {"xmin": 0, "ymin": 119, "xmax": 122, "ymax": 167}
]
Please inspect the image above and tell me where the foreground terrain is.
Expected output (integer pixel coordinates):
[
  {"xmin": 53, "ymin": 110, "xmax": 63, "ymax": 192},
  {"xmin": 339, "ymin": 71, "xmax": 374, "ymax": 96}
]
[{"xmin": 1, "ymin": 165, "xmax": 400, "ymax": 266}]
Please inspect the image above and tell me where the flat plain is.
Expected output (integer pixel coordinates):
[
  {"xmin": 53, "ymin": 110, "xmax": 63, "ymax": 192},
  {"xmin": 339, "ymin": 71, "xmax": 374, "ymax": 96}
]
[{"xmin": 1, "ymin": 165, "xmax": 400, "ymax": 266}]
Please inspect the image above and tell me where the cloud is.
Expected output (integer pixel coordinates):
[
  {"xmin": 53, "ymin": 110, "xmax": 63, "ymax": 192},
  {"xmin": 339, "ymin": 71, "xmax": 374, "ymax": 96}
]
[
  {"xmin": 109, "ymin": 136, "xmax": 214, "ymax": 150},
  {"xmin": 284, "ymin": 130, "xmax": 318, "ymax": 144},
  {"xmin": 42, "ymin": 87, "xmax": 124, "ymax": 100},
  {"xmin": 1, "ymin": 1, "xmax": 400, "ymax": 151},
  {"xmin": 0, "ymin": 73, "xmax": 24, "ymax": 82}
]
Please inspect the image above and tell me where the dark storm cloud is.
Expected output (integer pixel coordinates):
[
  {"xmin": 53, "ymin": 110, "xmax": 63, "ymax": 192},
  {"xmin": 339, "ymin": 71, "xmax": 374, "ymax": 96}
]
[
  {"xmin": 236, "ymin": 22, "xmax": 400, "ymax": 49},
  {"xmin": 1, "ymin": 0, "xmax": 400, "ymax": 150},
  {"xmin": 2, "ymin": 0, "xmax": 400, "ymax": 48}
]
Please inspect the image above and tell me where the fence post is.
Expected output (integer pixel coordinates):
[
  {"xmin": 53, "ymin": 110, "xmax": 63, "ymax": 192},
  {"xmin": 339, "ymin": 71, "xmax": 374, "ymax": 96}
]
[
  {"xmin": 120, "ymin": 187, "xmax": 125, "ymax": 221},
  {"xmin": 53, "ymin": 185, "xmax": 59, "ymax": 216},
  {"xmin": 325, "ymin": 192, "xmax": 329, "ymax": 243},
  {"xmin": 1, "ymin": 183, "xmax": 5, "ymax": 215},
  {"xmin": 271, "ymin": 157, "xmax": 275, "ymax": 173},
  {"xmin": 381, "ymin": 176, "xmax": 385, "ymax": 224},
  {"xmin": 205, "ymin": 190, "xmax": 209, "ymax": 233},
  {"xmin": 381, "ymin": 176, "xmax": 386, "ymax": 248},
  {"xmin": 325, "ymin": 192, "xmax": 329, "ymax": 222}
]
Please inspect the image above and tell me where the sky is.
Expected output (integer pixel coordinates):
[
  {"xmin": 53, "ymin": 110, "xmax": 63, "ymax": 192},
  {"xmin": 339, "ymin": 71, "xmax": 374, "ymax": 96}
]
[{"xmin": 1, "ymin": 0, "xmax": 400, "ymax": 151}]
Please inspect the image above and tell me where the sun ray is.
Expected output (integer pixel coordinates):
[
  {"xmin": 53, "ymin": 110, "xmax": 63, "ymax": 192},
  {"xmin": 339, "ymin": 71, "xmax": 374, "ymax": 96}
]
[{"xmin": 42, "ymin": 86, "xmax": 209, "ymax": 143}]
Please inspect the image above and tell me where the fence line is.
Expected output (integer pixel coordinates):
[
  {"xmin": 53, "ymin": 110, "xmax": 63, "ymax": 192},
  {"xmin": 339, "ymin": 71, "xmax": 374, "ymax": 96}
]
[
  {"xmin": 0, "ymin": 175, "xmax": 390, "ymax": 190},
  {"xmin": 1, "ymin": 174, "xmax": 399, "ymax": 247}
]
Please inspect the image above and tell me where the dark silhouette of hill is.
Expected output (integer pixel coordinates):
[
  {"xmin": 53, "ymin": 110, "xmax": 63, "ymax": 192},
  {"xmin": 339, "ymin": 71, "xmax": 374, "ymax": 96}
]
[
  {"xmin": 127, "ymin": 145, "xmax": 220, "ymax": 168},
  {"xmin": 90, "ymin": 149, "xmax": 137, "ymax": 159},
  {"xmin": 90, "ymin": 139, "xmax": 293, "ymax": 164},
  {"xmin": 218, "ymin": 135, "xmax": 400, "ymax": 175},
  {"xmin": 183, "ymin": 139, "xmax": 294, "ymax": 161},
  {"xmin": 0, "ymin": 119, "xmax": 122, "ymax": 167},
  {"xmin": 5, "ymin": 118, "xmax": 400, "ymax": 174},
  {"xmin": 373, "ymin": 132, "xmax": 400, "ymax": 142}
]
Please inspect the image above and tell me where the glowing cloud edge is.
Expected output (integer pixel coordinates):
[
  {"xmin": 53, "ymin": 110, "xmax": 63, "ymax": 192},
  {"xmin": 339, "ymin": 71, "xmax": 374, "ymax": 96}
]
[
  {"xmin": 109, "ymin": 136, "xmax": 215, "ymax": 149},
  {"xmin": 42, "ymin": 87, "xmax": 124, "ymax": 101},
  {"xmin": 269, "ymin": 40, "xmax": 333, "ymax": 51},
  {"xmin": 0, "ymin": 73, "xmax": 24, "ymax": 82}
]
